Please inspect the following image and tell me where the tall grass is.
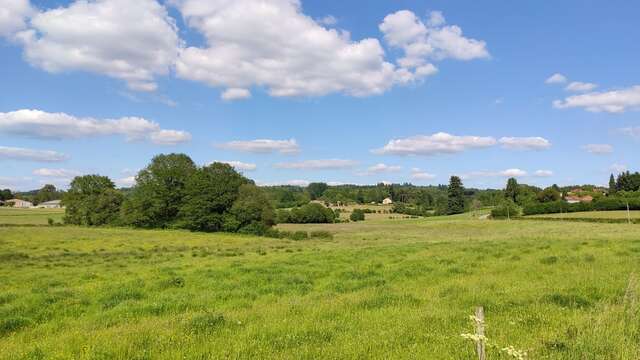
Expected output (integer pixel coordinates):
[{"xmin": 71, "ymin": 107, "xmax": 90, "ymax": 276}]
[{"xmin": 1, "ymin": 218, "xmax": 639, "ymax": 358}]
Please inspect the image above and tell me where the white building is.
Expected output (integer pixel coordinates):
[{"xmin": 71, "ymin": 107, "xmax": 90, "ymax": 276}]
[
  {"xmin": 382, "ymin": 197, "xmax": 393, "ymax": 205},
  {"xmin": 6, "ymin": 199, "xmax": 33, "ymax": 208},
  {"xmin": 38, "ymin": 200, "xmax": 62, "ymax": 209}
]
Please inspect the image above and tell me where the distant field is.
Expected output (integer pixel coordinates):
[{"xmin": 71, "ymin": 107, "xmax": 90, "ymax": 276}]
[
  {"xmin": 329, "ymin": 203, "xmax": 394, "ymax": 220},
  {"xmin": 527, "ymin": 210, "xmax": 640, "ymax": 220},
  {"xmin": 1, "ymin": 217, "xmax": 639, "ymax": 358},
  {"xmin": 0, "ymin": 207, "xmax": 64, "ymax": 225}
]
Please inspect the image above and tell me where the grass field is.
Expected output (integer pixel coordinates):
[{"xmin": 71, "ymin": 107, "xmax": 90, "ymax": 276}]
[
  {"xmin": 0, "ymin": 208, "xmax": 65, "ymax": 225},
  {"xmin": 1, "ymin": 217, "xmax": 639, "ymax": 359},
  {"xmin": 527, "ymin": 210, "xmax": 640, "ymax": 220}
]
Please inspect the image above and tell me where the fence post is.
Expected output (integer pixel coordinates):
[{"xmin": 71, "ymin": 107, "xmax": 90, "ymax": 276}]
[
  {"xmin": 627, "ymin": 201, "xmax": 631, "ymax": 225},
  {"xmin": 475, "ymin": 307, "xmax": 486, "ymax": 360}
]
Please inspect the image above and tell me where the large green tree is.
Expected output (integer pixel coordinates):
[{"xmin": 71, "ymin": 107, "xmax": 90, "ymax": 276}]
[
  {"xmin": 446, "ymin": 176, "xmax": 465, "ymax": 215},
  {"xmin": 505, "ymin": 178, "xmax": 519, "ymax": 202},
  {"xmin": 230, "ymin": 184, "xmax": 276, "ymax": 233},
  {"xmin": 307, "ymin": 182, "xmax": 328, "ymax": 200},
  {"xmin": 609, "ymin": 174, "xmax": 617, "ymax": 195},
  {"xmin": 64, "ymin": 175, "xmax": 123, "ymax": 226},
  {"xmin": 121, "ymin": 153, "xmax": 197, "ymax": 228},
  {"xmin": 178, "ymin": 162, "xmax": 250, "ymax": 232}
]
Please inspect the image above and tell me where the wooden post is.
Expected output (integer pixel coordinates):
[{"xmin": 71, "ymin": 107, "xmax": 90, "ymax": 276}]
[{"xmin": 475, "ymin": 307, "xmax": 486, "ymax": 360}]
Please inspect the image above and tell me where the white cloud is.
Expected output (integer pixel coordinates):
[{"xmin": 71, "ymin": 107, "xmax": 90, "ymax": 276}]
[
  {"xmin": 317, "ymin": 15, "xmax": 337, "ymax": 26},
  {"xmin": 373, "ymin": 132, "xmax": 496, "ymax": 156},
  {"xmin": 33, "ymin": 168, "xmax": 81, "ymax": 178},
  {"xmin": 379, "ymin": 10, "xmax": 489, "ymax": 76},
  {"xmin": 0, "ymin": 109, "xmax": 190, "ymax": 145},
  {"xmin": 0, "ymin": 0, "xmax": 34, "ymax": 38},
  {"xmin": 501, "ymin": 168, "xmax": 528, "ymax": 177},
  {"xmin": 565, "ymin": 81, "xmax": 598, "ymax": 92},
  {"xmin": 0, "ymin": 146, "xmax": 68, "ymax": 162},
  {"xmin": 172, "ymin": 2, "xmax": 487, "ymax": 98},
  {"xmin": 553, "ymin": 85, "xmax": 640, "ymax": 113},
  {"xmin": 215, "ymin": 160, "xmax": 257, "ymax": 171},
  {"xmin": 462, "ymin": 168, "xmax": 527, "ymax": 179},
  {"xmin": 545, "ymin": 73, "xmax": 567, "ymax": 84},
  {"xmin": 15, "ymin": 0, "xmax": 180, "ymax": 91},
  {"xmin": 221, "ymin": 88, "xmax": 252, "ymax": 101},
  {"xmin": 116, "ymin": 176, "xmax": 136, "ymax": 187},
  {"xmin": 358, "ymin": 163, "xmax": 402, "ymax": 175},
  {"xmin": 534, "ymin": 170, "xmax": 553, "ymax": 177},
  {"xmin": 173, "ymin": 0, "xmax": 401, "ymax": 98},
  {"xmin": 583, "ymin": 144, "xmax": 613, "ymax": 154},
  {"xmin": 149, "ymin": 130, "xmax": 192, "ymax": 145},
  {"xmin": 498, "ymin": 136, "xmax": 551, "ymax": 150},
  {"xmin": 619, "ymin": 126, "xmax": 640, "ymax": 139},
  {"xmin": 410, "ymin": 168, "xmax": 436, "ymax": 180},
  {"xmin": 274, "ymin": 159, "xmax": 357, "ymax": 170},
  {"xmin": 217, "ymin": 139, "xmax": 299, "ymax": 154},
  {"xmin": 610, "ymin": 163, "xmax": 627, "ymax": 173}
]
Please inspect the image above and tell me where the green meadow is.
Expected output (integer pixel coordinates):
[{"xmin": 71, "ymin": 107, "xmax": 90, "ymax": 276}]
[
  {"xmin": 1, "ymin": 217, "xmax": 639, "ymax": 359},
  {"xmin": 0, "ymin": 208, "xmax": 65, "ymax": 226}
]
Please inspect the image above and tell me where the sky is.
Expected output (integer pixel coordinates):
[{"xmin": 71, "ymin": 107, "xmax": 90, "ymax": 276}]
[{"xmin": 1, "ymin": 0, "xmax": 639, "ymax": 191}]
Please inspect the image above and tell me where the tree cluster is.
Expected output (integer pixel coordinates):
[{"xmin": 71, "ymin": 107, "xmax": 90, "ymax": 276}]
[
  {"xmin": 276, "ymin": 203, "xmax": 337, "ymax": 224},
  {"xmin": 63, "ymin": 154, "xmax": 275, "ymax": 234}
]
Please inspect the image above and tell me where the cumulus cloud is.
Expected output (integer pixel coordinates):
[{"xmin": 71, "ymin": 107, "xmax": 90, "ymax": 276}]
[
  {"xmin": 216, "ymin": 139, "xmax": 299, "ymax": 154},
  {"xmin": 0, "ymin": 145, "xmax": 67, "ymax": 162},
  {"xmin": 373, "ymin": 132, "xmax": 496, "ymax": 156},
  {"xmin": 534, "ymin": 170, "xmax": 554, "ymax": 177},
  {"xmin": 619, "ymin": 127, "xmax": 640, "ymax": 139},
  {"xmin": 565, "ymin": 81, "xmax": 598, "ymax": 92},
  {"xmin": 15, "ymin": 0, "xmax": 180, "ymax": 92},
  {"xmin": 221, "ymin": 88, "xmax": 252, "ymax": 101},
  {"xmin": 172, "ymin": 2, "xmax": 487, "ymax": 98},
  {"xmin": 462, "ymin": 168, "xmax": 527, "ymax": 179},
  {"xmin": 358, "ymin": 163, "xmax": 401, "ymax": 175},
  {"xmin": 498, "ymin": 136, "xmax": 551, "ymax": 150},
  {"xmin": 33, "ymin": 168, "xmax": 81, "ymax": 178},
  {"xmin": 553, "ymin": 85, "xmax": 640, "ymax": 113},
  {"xmin": 317, "ymin": 15, "xmax": 337, "ymax": 26},
  {"xmin": 380, "ymin": 10, "xmax": 489, "ymax": 74},
  {"xmin": 173, "ymin": 0, "xmax": 401, "ymax": 98},
  {"xmin": 116, "ymin": 176, "xmax": 136, "ymax": 187},
  {"xmin": 411, "ymin": 168, "xmax": 436, "ymax": 180},
  {"xmin": 0, "ymin": 0, "xmax": 34, "ymax": 38},
  {"xmin": 274, "ymin": 159, "xmax": 357, "ymax": 170},
  {"xmin": 0, "ymin": 109, "xmax": 190, "ymax": 145},
  {"xmin": 149, "ymin": 130, "xmax": 192, "ymax": 145},
  {"xmin": 214, "ymin": 161, "xmax": 257, "ymax": 171},
  {"xmin": 583, "ymin": 144, "xmax": 613, "ymax": 154},
  {"xmin": 545, "ymin": 73, "xmax": 567, "ymax": 84}
]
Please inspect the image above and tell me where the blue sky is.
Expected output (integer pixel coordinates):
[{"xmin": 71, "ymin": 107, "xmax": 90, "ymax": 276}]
[{"xmin": 1, "ymin": 0, "xmax": 639, "ymax": 191}]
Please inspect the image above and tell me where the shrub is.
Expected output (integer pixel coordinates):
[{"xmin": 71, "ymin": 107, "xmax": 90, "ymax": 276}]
[
  {"xmin": 291, "ymin": 231, "xmax": 309, "ymax": 241},
  {"xmin": 278, "ymin": 203, "xmax": 336, "ymax": 224},
  {"xmin": 350, "ymin": 209, "xmax": 365, "ymax": 222},
  {"xmin": 47, "ymin": 218, "xmax": 55, "ymax": 226},
  {"xmin": 491, "ymin": 200, "xmax": 520, "ymax": 219}
]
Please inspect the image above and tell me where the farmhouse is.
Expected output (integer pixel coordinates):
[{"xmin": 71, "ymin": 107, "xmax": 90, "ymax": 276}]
[
  {"xmin": 6, "ymin": 199, "xmax": 33, "ymax": 208},
  {"xmin": 564, "ymin": 195, "xmax": 593, "ymax": 204},
  {"xmin": 38, "ymin": 200, "xmax": 62, "ymax": 209},
  {"xmin": 382, "ymin": 197, "xmax": 393, "ymax": 205}
]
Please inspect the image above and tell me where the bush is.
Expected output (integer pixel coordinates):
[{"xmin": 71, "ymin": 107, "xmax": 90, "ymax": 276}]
[
  {"xmin": 350, "ymin": 209, "xmax": 365, "ymax": 222},
  {"xmin": 291, "ymin": 231, "xmax": 309, "ymax": 241},
  {"xmin": 491, "ymin": 201, "xmax": 520, "ymax": 219},
  {"xmin": 277, "ymin": 203, "xmax": 336, "ymax": 224}
]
